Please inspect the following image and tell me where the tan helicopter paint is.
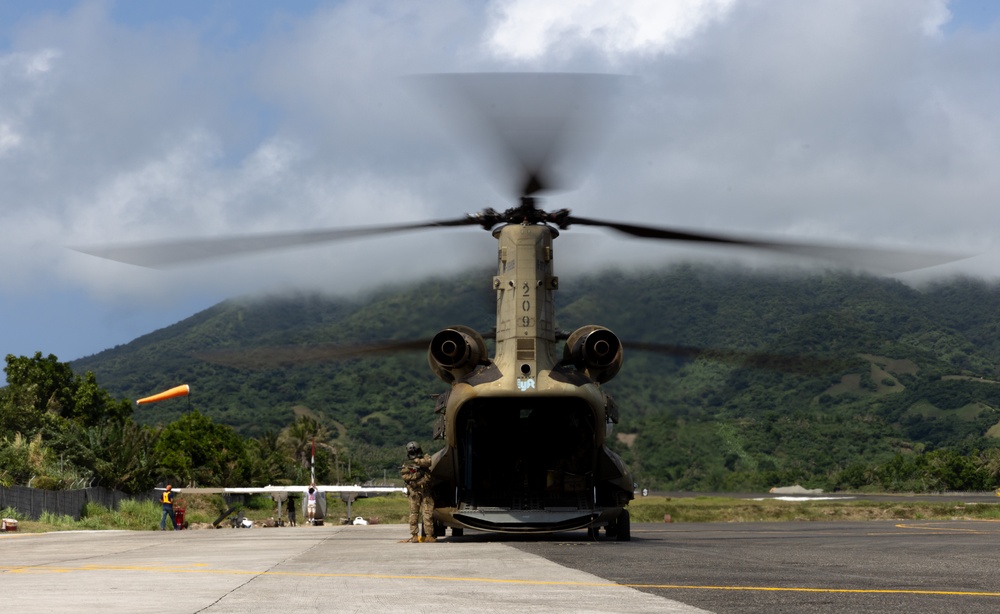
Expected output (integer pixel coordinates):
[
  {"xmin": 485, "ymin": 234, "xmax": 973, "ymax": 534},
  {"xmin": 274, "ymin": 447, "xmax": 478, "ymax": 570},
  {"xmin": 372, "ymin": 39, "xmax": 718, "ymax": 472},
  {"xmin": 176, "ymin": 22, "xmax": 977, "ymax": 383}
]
[
  {"xmin": 430, "ymin": 221, "xmax": 631, "ymax": 536},
  {"xmin": 493, "ymin": 222, "xmax": 558, "ymax": 370},
  {"xmin": 443, "ymin": 223, "xmax": 609, "ymax": 450}
]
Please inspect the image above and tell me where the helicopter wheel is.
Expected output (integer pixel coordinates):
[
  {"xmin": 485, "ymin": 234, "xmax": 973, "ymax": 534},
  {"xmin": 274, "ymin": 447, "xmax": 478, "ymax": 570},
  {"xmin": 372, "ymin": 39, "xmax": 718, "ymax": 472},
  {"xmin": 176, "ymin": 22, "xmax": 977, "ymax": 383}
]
[
  {"xmin": 587, "ymin": 526, "xmax": 600, "ymax": 541},
  {"xmin": 451, "ymin": 527, "xmax": 464, "ymax": 537},
  {"xmin": 605, "ymin": 518, "xmax": 618, "ymax": 539},
  {"xmin": 615, "ymin": 509, "xmax": 631, "ymax": 542},
  {"xmin": 433, "ymin": 521, "xmax": 447, "ymax": 538}
]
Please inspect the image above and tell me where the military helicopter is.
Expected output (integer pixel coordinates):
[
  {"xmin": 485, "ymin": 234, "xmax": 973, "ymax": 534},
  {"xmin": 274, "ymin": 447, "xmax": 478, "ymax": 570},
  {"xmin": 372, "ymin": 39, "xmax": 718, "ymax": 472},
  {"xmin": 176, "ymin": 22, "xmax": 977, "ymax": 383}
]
[{"xmin": 77, "ymin": 73, "xmax": 968, "ymax": 540}]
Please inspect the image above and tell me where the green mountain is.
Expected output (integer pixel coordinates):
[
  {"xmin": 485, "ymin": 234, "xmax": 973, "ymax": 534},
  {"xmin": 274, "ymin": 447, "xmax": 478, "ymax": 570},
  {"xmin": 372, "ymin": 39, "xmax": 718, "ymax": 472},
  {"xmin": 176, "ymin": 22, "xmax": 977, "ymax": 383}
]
[{"xmin": 71, "ymin": 264, "xmax": 1000, "ymax": 491}]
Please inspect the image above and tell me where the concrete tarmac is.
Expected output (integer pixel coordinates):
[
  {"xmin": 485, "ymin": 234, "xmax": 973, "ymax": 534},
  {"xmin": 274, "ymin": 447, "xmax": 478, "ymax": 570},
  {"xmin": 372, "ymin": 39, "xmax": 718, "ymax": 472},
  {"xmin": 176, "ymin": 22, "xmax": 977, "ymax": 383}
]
[
  {"xmin": 0, "ymin": 524, "xmax": 706, "ymax": 614},
  {"xmin": 6, "ymin": 519, "xmax": 1000, "ymax": 613},
  {"xmin": 513, "ymin": 520, "xmax": 1000, "ymax": 614}
]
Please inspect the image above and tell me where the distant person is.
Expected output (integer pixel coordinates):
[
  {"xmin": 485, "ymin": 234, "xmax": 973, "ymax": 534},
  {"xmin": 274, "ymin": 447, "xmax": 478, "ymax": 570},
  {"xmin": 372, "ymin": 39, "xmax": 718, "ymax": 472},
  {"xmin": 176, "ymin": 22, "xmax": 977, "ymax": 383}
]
[
  {"xmin": 160, "ymin": 485, "xmax": 177, "ymax": 531},
  {"xmin": 288, "ymin": 495, "xmax": 297, "ymax": 527},
  {"xmin": 307, "ymin": 487, "xmax": 318, "ymax": 525},
  {"xmin": 401, "ymin": 441, "xmax": 435, "ymax": 543}
]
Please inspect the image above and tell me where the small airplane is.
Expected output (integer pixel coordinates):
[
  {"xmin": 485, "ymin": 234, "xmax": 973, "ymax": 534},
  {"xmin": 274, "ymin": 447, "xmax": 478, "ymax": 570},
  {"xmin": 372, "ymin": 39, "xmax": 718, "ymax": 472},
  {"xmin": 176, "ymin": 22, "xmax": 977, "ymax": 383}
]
[
  {"xmin": 165, "ymin": 484, "xmax": 403, "ymax": 526},
  {"xmin": 87, "ymin": 74, "xmax": 970, "ymax": 540},
  {"xmin": 160, "ymin": 440, "xmax": 404, "ymax": 526}
]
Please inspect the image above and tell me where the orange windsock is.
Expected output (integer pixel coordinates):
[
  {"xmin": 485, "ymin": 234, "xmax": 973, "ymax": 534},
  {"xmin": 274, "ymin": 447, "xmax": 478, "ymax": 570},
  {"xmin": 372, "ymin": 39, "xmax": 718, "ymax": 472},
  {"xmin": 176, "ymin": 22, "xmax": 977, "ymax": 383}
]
[{"xmin": 136, "ymin": 384, "xmax": 190, "ymax": 405}]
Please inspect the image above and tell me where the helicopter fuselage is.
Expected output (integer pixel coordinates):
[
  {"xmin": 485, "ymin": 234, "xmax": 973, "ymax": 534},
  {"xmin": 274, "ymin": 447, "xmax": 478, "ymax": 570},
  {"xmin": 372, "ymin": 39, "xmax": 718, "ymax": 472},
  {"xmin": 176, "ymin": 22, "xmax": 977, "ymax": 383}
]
[{"xmin": 426, "ymin": 222, "xmax": 634, "ymax": 537}]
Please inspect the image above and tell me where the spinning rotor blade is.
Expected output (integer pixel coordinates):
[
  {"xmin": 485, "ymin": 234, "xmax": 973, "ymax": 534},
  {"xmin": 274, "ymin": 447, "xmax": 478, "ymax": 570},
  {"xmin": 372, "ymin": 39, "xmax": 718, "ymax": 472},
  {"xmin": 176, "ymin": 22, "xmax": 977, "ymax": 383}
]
[
  {"xmin": 205, "ymin": 333, "xmax": 847, "ymax": 374},
  {"xmin": 74, "ymin": 71, "xmax": 968, "ymax": 276},
  {"xmin": 195, "ymin": 339, "xmax": 433, "ymax": 369},
  {"xmin": 412, "ymin": 73, "xmax": 625, "ymax": 198},
  {"xmin": 197, "ymin": 329, "xmax": 497, "ymax": 370},
  {"xmin": 561, "ymin": 215, "xmax": 972, "ymax": 274},
  {"xmin": 73, "ymin": 217, "xmax": 480, "ymax": 268},
  {"xmin": 623, "ymin": 341, "xmax": 857, "ymax": 375}
]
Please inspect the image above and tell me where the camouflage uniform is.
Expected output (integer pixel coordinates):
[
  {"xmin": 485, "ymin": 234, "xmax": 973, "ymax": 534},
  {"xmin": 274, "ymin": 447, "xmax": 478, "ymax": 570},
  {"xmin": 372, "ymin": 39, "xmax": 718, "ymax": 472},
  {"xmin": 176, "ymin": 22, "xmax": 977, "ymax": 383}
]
[{"xmin": 402, "ymin": 452, "xmax": 435, "ymax": 542}]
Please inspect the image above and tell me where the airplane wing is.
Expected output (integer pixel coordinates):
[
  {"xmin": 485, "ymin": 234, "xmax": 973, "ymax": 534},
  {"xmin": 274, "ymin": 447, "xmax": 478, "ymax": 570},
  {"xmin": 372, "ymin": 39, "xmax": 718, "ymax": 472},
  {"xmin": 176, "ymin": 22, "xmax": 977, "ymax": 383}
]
[
  {"xmin": 316, "ymin": 485, "xmax": 405, "ymax": 494},
  {"xmin": 163, "ymin": 485, "xmax": 405, "ymax": 495}
]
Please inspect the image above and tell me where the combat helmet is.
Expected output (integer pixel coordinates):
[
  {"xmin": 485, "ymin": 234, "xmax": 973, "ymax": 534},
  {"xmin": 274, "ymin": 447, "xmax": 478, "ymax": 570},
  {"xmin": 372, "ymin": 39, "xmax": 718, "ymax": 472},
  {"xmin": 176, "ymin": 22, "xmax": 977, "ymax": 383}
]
[{"xmin": 406, "ymin": 441, "xmax": 423, "ymax": 459}]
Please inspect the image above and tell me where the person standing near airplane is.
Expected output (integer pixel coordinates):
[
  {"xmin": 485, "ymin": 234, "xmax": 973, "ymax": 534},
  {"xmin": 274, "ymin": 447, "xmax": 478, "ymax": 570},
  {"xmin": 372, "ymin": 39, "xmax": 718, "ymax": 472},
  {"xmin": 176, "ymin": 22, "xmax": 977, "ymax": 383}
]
[
  {"xmin": 160, "ymin": 485, "xmax": 177, "ymax": 531},
  {"xmin": 306, "ymin": 487, "xmax": 318, "ymax": 524},
  {"xmin": 288, "ymin": 495, "xmax": 297, "ymax": 527}
]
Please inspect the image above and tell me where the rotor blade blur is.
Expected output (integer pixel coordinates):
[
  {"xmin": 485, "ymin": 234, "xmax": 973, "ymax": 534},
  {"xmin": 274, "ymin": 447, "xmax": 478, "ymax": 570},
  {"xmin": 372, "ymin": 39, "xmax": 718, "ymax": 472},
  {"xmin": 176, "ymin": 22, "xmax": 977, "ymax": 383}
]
[
  {"xmin": 410, "ymin": 73, "xmax": 628, "ymax": 198},
  {"xmin": 195, "ymin": 339, "xmax": 432, "ymax": 369},
  {"xmin": 623, "ymin": 341, "xmax": 857, "ymax": 375},
  {"xmin": 564, "ymin": 215, "xmax": 973, "ymax": 274},
  {"xmin": 73, "ymin": 217, "xmax": 479, "ymax": 268}
]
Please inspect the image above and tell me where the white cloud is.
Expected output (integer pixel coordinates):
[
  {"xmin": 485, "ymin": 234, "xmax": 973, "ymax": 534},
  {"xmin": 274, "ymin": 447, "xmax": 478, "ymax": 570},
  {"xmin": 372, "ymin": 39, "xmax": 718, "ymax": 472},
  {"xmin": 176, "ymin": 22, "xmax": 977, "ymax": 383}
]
[
  {"xmin": 0, "ymin": 48, "xmax": 61, "ymax": 159},
  {"xmin": 485, "ymin": 0, "xmax": 738, "ymax": 60},
  {"xmin": 0, "ymin": 123, "xmax": 22, "ymax": 155},
  {"xmin": 3, "ymin": 0, "xmax": 1000, "ymax": 360},
  {"xmin": 0, "ymin": 47, "xmax": 61, "ymax": 78},
  {"xmin": 921, "ymin": 0, "xmax": 953, "ymax": 36}
]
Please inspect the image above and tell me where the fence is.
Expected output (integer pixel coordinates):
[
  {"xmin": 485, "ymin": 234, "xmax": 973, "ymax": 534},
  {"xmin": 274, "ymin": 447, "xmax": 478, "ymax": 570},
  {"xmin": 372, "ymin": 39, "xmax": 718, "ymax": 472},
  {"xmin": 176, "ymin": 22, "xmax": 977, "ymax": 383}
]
[{"xmin": 0, "ymin": 485, "xmax": 149, "ymax": 521}]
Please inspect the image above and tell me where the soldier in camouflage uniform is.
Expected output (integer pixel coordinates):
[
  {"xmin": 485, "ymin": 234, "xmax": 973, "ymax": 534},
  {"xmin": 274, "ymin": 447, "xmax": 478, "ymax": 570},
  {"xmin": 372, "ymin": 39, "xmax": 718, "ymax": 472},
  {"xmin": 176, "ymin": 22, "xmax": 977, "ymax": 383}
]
[{"xmin": 401, "ymin": 441, "xmax": 435, "ymax": 543}]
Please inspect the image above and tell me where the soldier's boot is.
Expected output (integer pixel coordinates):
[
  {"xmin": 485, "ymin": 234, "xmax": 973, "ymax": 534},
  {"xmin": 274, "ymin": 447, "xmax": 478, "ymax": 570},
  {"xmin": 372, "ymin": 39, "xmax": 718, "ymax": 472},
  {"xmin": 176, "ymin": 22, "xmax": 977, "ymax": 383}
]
[
  {"xmin": 424, "ymin": 536, "xmax": 437, "ymax": 543},
  {"xmin": 408, "ymin": 535, "xmax": 420, "ymax": 543}
]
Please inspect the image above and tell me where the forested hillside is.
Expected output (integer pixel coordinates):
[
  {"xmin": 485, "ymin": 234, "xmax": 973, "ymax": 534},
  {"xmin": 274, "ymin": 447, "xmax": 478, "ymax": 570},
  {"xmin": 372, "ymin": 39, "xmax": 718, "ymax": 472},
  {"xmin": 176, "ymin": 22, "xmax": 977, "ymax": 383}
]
[{"xmin": 71, "ymin": 264, "xmax": 1000, "ymax": 492}]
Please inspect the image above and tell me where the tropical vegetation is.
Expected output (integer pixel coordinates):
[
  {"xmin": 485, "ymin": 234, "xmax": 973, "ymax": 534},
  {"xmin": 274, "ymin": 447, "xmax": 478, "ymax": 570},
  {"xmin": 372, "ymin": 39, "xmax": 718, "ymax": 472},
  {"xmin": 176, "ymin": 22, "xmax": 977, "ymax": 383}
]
[{"xmin": 5, "ymin": 263, "xmax": 1000, "ymax": 495}]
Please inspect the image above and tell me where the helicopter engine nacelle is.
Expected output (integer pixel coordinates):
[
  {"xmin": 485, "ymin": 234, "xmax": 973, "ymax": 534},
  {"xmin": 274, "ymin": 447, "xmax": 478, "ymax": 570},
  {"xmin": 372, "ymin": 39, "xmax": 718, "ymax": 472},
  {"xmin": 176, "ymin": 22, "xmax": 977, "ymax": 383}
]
[
  {"xmin": 428, "ymin": 326, "xmax": 488, "ymax": 384},
  {"xmin": 563, "ymin": 325, "xmax": 623, "ymax": 384}
]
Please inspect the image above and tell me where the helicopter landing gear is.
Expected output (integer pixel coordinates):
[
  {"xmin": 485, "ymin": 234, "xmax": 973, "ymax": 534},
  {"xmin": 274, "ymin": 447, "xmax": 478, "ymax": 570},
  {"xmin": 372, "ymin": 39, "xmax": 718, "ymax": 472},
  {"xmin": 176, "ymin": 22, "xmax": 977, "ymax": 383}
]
[
  {"xmin": 615, "ymin": 509, "xmax": 631, "ymax": 542},
  {"xmin": 601, "ymin": 509, "xmax": 631, "ymax": 541}
]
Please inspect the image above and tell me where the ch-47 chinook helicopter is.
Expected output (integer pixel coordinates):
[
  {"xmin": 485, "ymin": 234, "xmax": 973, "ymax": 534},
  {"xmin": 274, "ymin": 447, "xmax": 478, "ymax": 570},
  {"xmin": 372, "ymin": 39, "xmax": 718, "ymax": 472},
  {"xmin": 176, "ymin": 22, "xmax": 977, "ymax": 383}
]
[{"xmin": 76, "ymin": 73, "xmax": 968, "ymax": 540}]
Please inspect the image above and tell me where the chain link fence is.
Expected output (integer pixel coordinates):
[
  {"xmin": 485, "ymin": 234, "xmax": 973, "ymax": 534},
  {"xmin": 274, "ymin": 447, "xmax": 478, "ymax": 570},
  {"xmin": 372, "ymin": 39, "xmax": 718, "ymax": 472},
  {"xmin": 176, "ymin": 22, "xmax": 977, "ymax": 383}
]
[{"xmin": 0, "ymin": 485, "xmax": 154, "ymax": 521}]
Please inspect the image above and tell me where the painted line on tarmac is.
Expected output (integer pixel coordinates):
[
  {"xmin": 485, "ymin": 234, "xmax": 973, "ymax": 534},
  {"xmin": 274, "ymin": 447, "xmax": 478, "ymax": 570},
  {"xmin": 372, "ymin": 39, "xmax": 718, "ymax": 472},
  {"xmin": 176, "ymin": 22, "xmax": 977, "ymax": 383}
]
[
  {"xmin": 637, "ymin": 520, "xmax": 1000, "ymax": 538},
  {"xmin": 859, "ymin": 521, "xmax": 1000, "ymax": 536},
  {"xmin": 624, "ymin": 583, "xmax": 1000, "ymax": 598},
  {"xmin": 894, "ymin": 521, "xmax": 1000, "ymax": 533},
  {"xmin": 2, "ymin": 563, "xmax": 999, "ymax": 599}
]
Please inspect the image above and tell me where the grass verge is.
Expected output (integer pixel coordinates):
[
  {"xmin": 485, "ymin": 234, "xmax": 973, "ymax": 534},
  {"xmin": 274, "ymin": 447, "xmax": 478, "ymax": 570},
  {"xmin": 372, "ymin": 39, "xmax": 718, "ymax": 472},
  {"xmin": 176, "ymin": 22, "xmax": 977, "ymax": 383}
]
[
  {"xmin": 6, "ymin": 495, "xmax": 999, "ymax": 533},
  {"xmin": 629, "ymin": 495, "xmax": 1000, "ymax": 523}
]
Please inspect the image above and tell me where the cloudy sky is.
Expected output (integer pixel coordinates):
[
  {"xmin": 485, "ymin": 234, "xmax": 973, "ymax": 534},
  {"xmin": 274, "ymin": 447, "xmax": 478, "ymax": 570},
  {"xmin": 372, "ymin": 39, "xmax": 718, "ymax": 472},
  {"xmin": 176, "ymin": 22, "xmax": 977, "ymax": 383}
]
[{"xmin": 2, "ymin": 0, "xmax": 1000, "ymax": 363}]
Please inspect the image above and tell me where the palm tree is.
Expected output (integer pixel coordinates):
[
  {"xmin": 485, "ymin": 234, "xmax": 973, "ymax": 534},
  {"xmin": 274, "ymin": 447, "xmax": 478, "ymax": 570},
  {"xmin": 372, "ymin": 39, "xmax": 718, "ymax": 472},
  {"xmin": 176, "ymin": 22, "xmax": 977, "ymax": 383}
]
[{"xmin": 279, "ymin": 416, "xmax": 330, "ymax": 472}]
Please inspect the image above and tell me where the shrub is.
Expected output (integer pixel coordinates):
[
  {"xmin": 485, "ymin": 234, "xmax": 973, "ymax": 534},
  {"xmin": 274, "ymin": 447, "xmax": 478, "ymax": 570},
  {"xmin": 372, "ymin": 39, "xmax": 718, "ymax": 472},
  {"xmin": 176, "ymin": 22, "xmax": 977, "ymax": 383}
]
[{"xmin": 1, "ymin": 506, "xmax": 25, "ymax": 521}]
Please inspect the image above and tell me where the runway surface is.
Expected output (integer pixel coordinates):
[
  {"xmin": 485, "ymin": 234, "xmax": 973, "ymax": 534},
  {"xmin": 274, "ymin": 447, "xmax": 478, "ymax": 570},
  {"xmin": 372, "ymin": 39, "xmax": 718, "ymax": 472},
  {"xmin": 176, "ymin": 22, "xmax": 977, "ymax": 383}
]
[
  {"xmin": 3, "ymin": 520, "xmax": 999, "ymax": 613},
  {"xmin": 511, "ymin": 520, "xmax": 1000, "ymax": 613}
]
